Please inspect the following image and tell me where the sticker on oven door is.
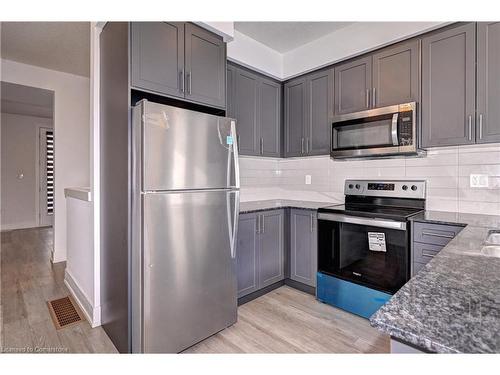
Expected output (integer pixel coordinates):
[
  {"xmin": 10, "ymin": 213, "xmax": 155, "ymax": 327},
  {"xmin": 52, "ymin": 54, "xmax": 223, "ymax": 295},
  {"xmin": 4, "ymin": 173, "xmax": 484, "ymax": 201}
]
[{"xmin": 368, "ymin": 232, "xmax": 387, "ymax": 252}]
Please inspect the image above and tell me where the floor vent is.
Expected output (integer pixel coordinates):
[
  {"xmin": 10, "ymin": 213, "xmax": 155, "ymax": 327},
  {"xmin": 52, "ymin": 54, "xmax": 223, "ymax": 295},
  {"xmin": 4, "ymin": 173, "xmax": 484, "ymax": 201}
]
[{"xmin": 47, "ymin": 296, "xmax": 83, "ymax": 329}]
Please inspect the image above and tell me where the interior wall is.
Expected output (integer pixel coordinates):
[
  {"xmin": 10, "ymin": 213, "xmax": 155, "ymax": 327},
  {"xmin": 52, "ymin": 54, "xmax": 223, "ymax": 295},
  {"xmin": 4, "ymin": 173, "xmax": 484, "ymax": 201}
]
[
  {"xmin": 239, "ymin": 143, "xmax": 500, "ymax": 215},
  {"xmin": 1, "ymin": 59, "xmax": 90, "ymax": 262},
  {"xmin": 0, "ymin": 113, "xmax": 53, "ymax": 230}
]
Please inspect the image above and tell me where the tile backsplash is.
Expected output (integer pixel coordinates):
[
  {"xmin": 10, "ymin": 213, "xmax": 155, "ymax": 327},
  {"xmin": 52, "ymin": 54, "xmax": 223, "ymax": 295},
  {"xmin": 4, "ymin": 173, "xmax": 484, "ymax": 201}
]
[{"xmin": 239, "ymin": 143, "xmax": 500, "ymax": 215}]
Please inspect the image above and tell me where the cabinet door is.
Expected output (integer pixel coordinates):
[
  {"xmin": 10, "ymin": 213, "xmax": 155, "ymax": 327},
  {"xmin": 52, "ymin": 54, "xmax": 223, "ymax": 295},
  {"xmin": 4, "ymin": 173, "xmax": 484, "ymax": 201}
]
[
  {"xmin": 226, "ymin": 65, "xmax": 236, "ymax": 118},
  {"xmin": 184, "ymin": 23, "xmax": 226, "ymax": 108},
  {"xmin": 235, "ymin": 69, "xmax": 260, "ymax": 156},
  {"xmin": 259, "ymin": 210, "xmax": 284, "ymax": 288},
  {"xmin": 372, "ymin": 40, "xmax": 420, "ymax": 108},
  {"xmin": 421, "ymin": 23, "xmax": 476, "ymax": 147},
  {"xmin": 284, "ymin": 77, "xmax": 307, "ymax": 157},
  {"xmin": 130, "ymin": 22, "xmax": 185, "ymax": 98},
  {"xmin": 334, "ymin": 56, "xmax": 372, "ymax": 115},
  {"xmin": 236, "ymin": 212, "xmax": 259, "ymax": 298},
  {"xmin": 259, "ymin": 78, "xmax": 281, "ymax": 157},
  {"xmin": 290, "ymin": 209, "xmax": 317, "ymax": 287},
  {"xmin": 477, "ymin": 22, "xmax": 500, "ymax": 144},
  {"xmin": 306, "ymin": 69, "xmax": 333, "ymax": 156}
]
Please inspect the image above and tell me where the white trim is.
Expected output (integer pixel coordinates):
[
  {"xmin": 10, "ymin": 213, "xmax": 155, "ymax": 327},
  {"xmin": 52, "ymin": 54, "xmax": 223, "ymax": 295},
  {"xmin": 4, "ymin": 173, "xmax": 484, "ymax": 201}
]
[
  {"xmin": 64, "ymin": 269, "xmax": 101, "ymax": 328},
  {"xmin": 1, "ymin": 222, "xmax": 43, "ymax": 231},
  {"xmin": 64, "ymin": 187, "xmax": 92, "ymax": 201}
]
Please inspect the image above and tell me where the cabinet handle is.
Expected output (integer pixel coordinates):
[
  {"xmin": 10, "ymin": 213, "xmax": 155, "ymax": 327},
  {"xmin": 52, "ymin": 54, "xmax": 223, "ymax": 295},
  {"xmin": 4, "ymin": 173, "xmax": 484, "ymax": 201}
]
[
  {"xmin": 237, "ymin": 135, "xmax": 241, "ymax": 152},
  {"xmin": 256, "ymin": 215, "xmax": 260, "ymax": 233},
  {"xmin": 421, "ymin": 250, "xmax": 436, "ymax": 258},
  {"xmin": 186, "ymin": 72, "xmax": 192, "ymax": 95},
  {"xmin": 310, "ymin": 213, "xmax": 314, "ymax": 233},
  {"xmin": 305, "ymin": 137, "xmax": 309, "ymax": 154},
  {"xmin": 421, "ymin": 231, "xmax": 455, "ymax": 239},
  {"xmin": 179, "ymin": 69, "xmax": 185, "ymax": 93},
  {"xmin": 301, "ymin": 137, "xmax": 304, "ymax": 154},
  {"xmin": 366, "ymin": 89, "xmax": 370, "ymax": 108},
  {"xmin": 261, "ymin": 215, "xmax": 265, "ymax": 234},
  {"xmin": 260, "ymin": 138, "xmax": 264, "ymax": 155},
  {"xmin": 468, "ymin": 115, "xmax": 472, "ymax": 141},
  {"xmin": 479, "ymin": 114, "xmax": 483, "ymax": 140},
  {"xmin": 372, "ymin": 87, "xmax": 376, "ymax": 108}
]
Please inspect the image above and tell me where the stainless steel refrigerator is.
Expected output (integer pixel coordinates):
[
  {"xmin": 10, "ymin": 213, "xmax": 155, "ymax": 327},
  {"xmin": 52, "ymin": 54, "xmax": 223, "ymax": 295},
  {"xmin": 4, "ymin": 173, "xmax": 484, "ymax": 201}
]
[{"xmin": 130, "ymin": 100, "xmax": 240, "ymax": 353}]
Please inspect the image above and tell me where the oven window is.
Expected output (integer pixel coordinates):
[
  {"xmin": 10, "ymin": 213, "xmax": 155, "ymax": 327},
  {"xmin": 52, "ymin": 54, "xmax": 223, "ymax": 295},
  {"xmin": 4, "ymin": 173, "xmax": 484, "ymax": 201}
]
[
  {"xmin": 332, "ymin": 113, "xmax": 394, "ymax": 150},
  {"xmin": 318, "ymin": 220, "xmax": 409, "ymax": 294}
]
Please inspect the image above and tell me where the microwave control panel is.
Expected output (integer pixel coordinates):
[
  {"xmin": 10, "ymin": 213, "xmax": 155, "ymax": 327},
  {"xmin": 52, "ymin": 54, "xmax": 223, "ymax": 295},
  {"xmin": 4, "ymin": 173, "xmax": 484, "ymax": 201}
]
[{"xmin": 398, "ymin": 110, "xmax": 414, "ymax": 146}]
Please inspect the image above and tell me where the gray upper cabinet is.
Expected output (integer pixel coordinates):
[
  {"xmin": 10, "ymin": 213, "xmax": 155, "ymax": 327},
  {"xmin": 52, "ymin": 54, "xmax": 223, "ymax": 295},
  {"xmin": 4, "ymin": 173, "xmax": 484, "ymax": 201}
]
[
  {"xmin": 289, "ymin": 209, "xmax": 317, "ymax": 287},
  {"xmin": 236, "ymin": 212, "xmax": 259, "ymax": 298},
  {"xmin": 421, "ymin": 23, "xmax": 476, "ymax": 147},
  {"xmin": 131, "ymin": 22, "xmax": 184, "ymax": 98},
  {"xmin": 306, "ymin": 69, "xmax": 333, "ymax": 155},
  {"xmin": 131, "ymin": 22, "xmax": 226, "ymax": 109},
  {"xmin": 334, "ymin": 56, "xmax": 372, "ymax": 115},
  {"xmin": 230, "ymin": 64, "xmax": 282, "ymax": 157},
  {"xmin": 259, "ymin": 79, "xmax": 281, "ymax": 157},
  {"xmin": 235, "ymin": 68, "xmax": 260, "ymax": 156},
  {"xmin": 477, "ymin": 22, "xmax": 500, "ymax": 144},
  {"xmin": 284, "ymin": 77, "xmax": 307, "ymax": 157},
  {"xmin": 184, "ymin": 23, "xmax": 226, "ymax": 108},
  {"xmin": 259, "ymin": 210, "xmax": 284, "ymax": 288},
  {"xmin": 372, "ymin": 40, "xmax": 419, "ymax": 108}
]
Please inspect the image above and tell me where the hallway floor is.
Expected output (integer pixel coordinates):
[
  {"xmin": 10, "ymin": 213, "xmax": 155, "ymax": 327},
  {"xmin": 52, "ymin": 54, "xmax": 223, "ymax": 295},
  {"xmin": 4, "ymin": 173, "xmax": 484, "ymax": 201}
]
[{"xmin": 0, "ymin": 227, "xmax": 117, "ymax": 353}]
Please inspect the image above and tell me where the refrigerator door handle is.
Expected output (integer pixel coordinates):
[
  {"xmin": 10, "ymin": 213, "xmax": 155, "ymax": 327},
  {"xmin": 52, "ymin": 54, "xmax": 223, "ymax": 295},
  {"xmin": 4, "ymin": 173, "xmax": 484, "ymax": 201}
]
[
  {"xmin": 228, "ymin": 190, "xmax": 240, "ymax": 259},
  {"xmin": 230, "ymin": 120, "xmax": 240, "ymax": 189}
]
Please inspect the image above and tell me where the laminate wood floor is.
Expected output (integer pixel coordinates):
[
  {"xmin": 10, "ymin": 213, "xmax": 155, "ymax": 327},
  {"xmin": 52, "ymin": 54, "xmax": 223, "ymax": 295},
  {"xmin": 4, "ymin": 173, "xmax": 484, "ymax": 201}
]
[
  {"xmin": 0, "ymin": 227, "xmax": 117, "ymax": 353},
  {"xmin": 1, "ymin": 227, "xmax": 389, "ymax": 354},
  {"xmin": 184, "ymin": 286, "xmax": 390, "ymax": 353}
]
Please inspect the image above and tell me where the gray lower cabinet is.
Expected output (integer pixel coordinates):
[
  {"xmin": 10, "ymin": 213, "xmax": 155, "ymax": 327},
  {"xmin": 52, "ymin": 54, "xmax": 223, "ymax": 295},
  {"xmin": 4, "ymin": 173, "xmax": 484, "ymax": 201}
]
[
  {"xmin": 229, "ymin": 63, "xmax": 281, "ymax": 157},
  {"xmin": 131, "ymin": 22, "xmax": 226, "ymax": 109},
  {"xmin": 334, "ymin": 56, "xmax": 372, "ymax": 115},
  {"xmin": 131, "ymin": 22, "xmax": 185, "ymax": 99},
  {"xmin": 236, "ymin": 210, "xmax": 284, "ymax": 298},
  {"xmin": 289, "ymin": 209, "xmax": 317, "ymax": 287},
  {"xmin": 285, "ymin": 70, "xmax": 333, "ymax": 157},
  {"xmin": 372, "ymin": 40, "xmax": 420, "ymax": 108},
  {"xmin": 476, "ymin": 22, "xmax": 500, "ymax": 144},
  {"xmin": 421, "ymin": 23, "xmax": 476, "ymax": 147}
]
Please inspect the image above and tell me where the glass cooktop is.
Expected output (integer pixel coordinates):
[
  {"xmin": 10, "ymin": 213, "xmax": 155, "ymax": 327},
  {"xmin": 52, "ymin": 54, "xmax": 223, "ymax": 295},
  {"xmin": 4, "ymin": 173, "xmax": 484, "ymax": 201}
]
[{"xmin": 318, "ymin": 203, "xmax": 423, "ymax": 221}]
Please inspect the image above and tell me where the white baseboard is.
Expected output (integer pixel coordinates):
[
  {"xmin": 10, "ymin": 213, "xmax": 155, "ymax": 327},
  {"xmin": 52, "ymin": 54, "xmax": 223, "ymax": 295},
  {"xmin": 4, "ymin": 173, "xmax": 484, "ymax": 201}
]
[
  {"xmin": 1, "ymin": 222, "xmax": 42, "ymax": 231},
  {"xmin": 64, "ymin": 270, "xmax": 101, "ymax": 327}
]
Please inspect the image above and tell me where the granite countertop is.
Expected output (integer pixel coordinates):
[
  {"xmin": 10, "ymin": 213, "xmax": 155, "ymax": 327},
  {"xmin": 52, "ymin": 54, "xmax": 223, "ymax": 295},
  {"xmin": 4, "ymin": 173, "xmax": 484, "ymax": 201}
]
[
  {"xmin": 370, "ymin": 211, "xmax": 500, "ymax": 353},
  {"xmin": 240, "ymin": 199, "xmax": 338, "ymax": 214}
]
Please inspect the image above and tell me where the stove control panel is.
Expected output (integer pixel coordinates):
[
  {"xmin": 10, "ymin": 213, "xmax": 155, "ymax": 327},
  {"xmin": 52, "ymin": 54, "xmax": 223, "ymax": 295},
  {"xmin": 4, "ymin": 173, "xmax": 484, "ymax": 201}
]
[{"xmin": 344, "ymin": 180, "xmax": 426, "ymax": 199}]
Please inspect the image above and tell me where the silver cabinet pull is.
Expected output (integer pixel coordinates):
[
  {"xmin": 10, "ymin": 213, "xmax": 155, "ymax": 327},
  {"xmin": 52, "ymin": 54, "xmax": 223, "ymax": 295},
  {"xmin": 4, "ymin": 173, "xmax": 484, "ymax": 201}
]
[
  {"xmin": 256, "ymin": 215, "xmax": 260, "ymax": 233},
  {"xmin": 421, "ymin": 231, "xmax": 455, "ymax": 239},
  {"xmin": 479, "ymin": 114, "xmax": 483, "ymax": 139},
  {"xmin": 260, "ymin": 138, "xmax": 264, "ymax": 155},
  {"xmin": 310, "ymin": 213, "xmax": 314, "ymax": 233},
  {"xmin": 179, "ymin": 69, "xmax": 185, "ymax": 93},
  {"xmin": 237, "ymin": 135, "xmax": 241, "ymax": 152},
  {"xmin": 261, "ymin": 215, "xmax": 265, "ymax": 233},
  {"xmin": 301, "ymin": 137, "xmax": 304, "ymax": 154},
  {"xmin": 421, "ymin": 250, "xmax": 436, "ymax": 259},
  {"xmin": 468, "ymin": 115, "xmax": 472, "ymax": 141},
  {"xmin": 366, "ymin": 89, "xmax": 370, "ymax": 108},
  {"xmin": 372, "ymin": 87, "xmax": 376, "ymax": 108},
  {"xmin": 306, "ymin": 137, "xmax": 310, "ymax": 154},
  {"xmin": 186, "ymin": 72, "xmax": 192, "ymax": 95}
]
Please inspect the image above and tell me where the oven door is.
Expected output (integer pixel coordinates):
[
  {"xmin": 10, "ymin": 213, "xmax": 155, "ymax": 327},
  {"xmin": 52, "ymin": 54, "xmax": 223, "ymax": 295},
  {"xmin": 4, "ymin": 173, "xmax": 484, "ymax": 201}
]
[{"xmin": 318, "ymin": 213, "xmax": 409, "ymax": 294}]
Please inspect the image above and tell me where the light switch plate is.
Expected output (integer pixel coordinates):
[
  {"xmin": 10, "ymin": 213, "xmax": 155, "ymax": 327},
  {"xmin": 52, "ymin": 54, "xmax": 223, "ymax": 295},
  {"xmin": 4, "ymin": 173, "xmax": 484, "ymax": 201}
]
[
  {"xmin": 470, "ymin": 174, "xmax": 489, "ymax": 188},
  {"xmin": 305, "ymin": 175, "xmax": 312, "ymax": 185}
]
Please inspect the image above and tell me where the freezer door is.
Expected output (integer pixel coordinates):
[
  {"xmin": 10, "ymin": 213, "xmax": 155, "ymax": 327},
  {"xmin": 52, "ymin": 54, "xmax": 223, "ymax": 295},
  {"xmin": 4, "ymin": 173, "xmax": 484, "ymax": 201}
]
[
  {"xmin": 142, "ymin": 189, "xmax": 239, "ymax": 353},
  {"xmin": 139, "ymin": 101, "xmax": 239, "ymax": 191}
]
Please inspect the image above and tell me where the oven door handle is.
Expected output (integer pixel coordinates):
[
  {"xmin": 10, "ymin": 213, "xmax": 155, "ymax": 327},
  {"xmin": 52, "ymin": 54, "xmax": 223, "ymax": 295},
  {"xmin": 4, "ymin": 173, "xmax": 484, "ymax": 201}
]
[
  {"xmin": 317, "ymin": 213, "xmax": 407, "ymax": 231},
  {"xmin": 391, "ymin": 113, "xmax": 399, "ymax": 146}
]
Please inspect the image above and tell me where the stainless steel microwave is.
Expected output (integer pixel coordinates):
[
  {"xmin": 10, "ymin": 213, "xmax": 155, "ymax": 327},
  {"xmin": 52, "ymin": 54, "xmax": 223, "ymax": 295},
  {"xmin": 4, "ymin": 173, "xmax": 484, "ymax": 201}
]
[{"xmin": 331, "ymin": 102, "xmax": 420, "ymax": 159}]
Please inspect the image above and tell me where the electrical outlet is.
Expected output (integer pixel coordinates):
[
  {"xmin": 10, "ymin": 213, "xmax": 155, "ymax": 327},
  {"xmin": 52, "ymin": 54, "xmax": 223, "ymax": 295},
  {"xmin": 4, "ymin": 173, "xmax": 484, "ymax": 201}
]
[
  {"xmin": 470, "ymin": 174, "xmax": 489, "ymax": 188},
  {"xmin": 305, "ymin": 175, "xmax": 312, "ymax": 185}
]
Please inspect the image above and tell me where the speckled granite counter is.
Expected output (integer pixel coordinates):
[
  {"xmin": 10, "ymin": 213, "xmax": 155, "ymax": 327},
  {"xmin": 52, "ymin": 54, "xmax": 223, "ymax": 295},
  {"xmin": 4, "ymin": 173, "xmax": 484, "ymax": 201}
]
[
  {"xmin": 370, "ymin": 211, "xmax": 500, "ymax": 353},
  {"xmin": 240, "ymin": 199, "xmax": 338, "ymax": 214}
]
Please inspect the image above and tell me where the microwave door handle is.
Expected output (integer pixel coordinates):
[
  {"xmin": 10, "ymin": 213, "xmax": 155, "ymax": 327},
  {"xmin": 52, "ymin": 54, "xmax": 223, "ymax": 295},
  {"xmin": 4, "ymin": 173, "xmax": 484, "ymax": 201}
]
[{"xmin": 391, "ymin": 113, "xmax": 399, "ymax": 146}]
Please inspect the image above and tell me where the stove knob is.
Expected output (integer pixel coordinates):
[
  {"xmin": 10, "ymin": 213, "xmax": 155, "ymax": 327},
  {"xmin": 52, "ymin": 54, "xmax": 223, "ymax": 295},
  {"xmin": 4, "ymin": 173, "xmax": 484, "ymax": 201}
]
[
  {"xmin": 355, "ymin": 184, "xmax": 361, "ymax": 190},
  {"xmin": 402, "ymin": 185, "xmax": 408, "ymax": 191},
  {"xmin": 348, "ymin": 184, "xmax": 354, "ymax": 189},
  {"xmin": 411, "ymin": 185, "xmax": 418, "ymax": 191}
]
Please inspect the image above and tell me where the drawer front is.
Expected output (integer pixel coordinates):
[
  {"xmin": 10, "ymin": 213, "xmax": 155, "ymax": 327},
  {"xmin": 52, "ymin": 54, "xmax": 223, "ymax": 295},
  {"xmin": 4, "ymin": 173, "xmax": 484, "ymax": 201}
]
[
  {"xmin": 413, "ymin": 222, "xmax": 464, "ymax": 246},
  {"xmin": 412, "ymin": 261, "xmax": 427, "ymax": 277},
  {"xmin": 413, "ymin": 242, "xmax": 443, "ymax": 264}
]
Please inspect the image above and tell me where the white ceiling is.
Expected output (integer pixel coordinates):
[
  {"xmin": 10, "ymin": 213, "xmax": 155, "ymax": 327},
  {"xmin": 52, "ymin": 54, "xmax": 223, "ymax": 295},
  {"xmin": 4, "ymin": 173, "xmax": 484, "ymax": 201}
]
[
  {"xmin": 1, "ymin": 22, "xmax": 90, "ymax": 77},
  {"xmin": 1, "ymin": 81, "xmax": 54, "ymax": 119},
  {"xmin": 234, "ymin": 22, "xmax": 353, "ymax": 53}
]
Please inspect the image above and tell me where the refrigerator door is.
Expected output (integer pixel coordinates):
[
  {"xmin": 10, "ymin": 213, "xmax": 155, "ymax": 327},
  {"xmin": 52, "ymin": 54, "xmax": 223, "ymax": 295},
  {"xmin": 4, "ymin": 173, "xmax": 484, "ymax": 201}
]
[
  {"xmin": 140, "ymin": 101, "xmax": 239, "ymax": 191},
  {"xmin": 142, "ymin": 189, "xmax": 239, "ymax": 353}
]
